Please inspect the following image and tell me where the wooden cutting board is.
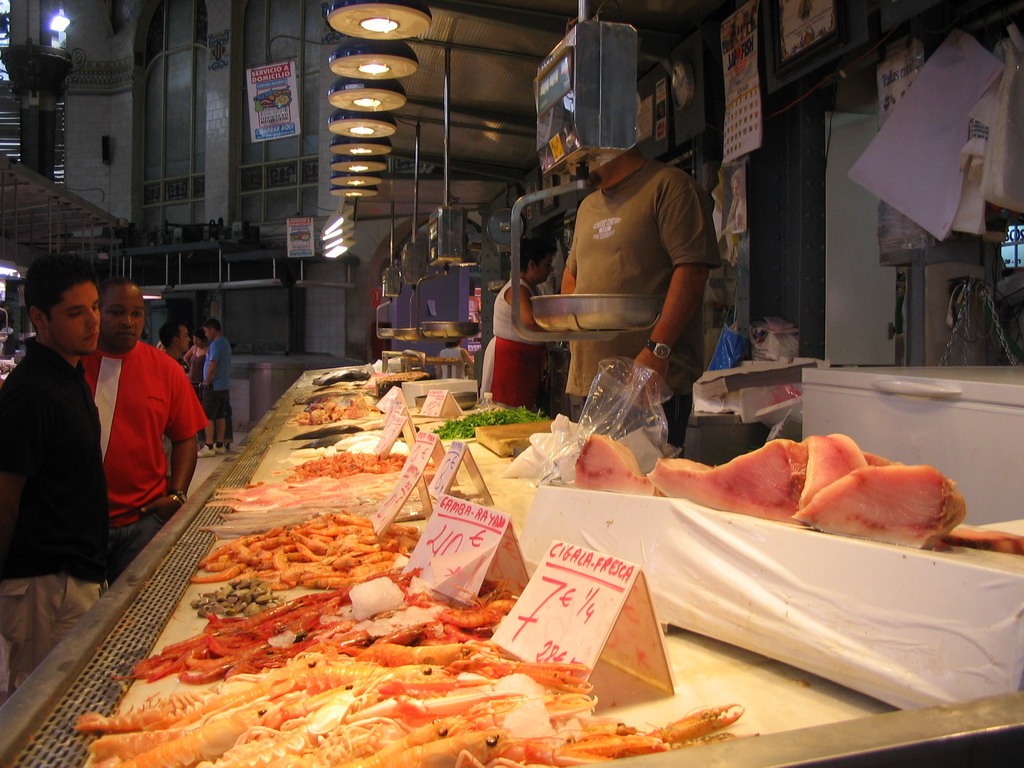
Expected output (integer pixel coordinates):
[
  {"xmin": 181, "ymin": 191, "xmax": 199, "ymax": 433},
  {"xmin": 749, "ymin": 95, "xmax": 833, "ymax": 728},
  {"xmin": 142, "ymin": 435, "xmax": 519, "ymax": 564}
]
[{"xmin": 474, "ymin": 420, "xmax": 553, "ymax": 457}]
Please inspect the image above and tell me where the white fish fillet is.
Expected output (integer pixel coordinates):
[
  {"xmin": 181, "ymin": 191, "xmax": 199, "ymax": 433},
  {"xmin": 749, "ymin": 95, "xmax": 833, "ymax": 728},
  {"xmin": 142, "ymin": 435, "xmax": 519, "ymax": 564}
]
[{"xmin": 792, "ymin": 464, "xmax": 966, "ymax": 548}]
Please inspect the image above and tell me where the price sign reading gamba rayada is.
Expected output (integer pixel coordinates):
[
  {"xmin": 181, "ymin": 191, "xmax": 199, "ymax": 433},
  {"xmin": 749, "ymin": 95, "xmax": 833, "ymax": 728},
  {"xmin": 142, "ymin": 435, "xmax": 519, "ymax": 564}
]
[{"xmin": 492, "ymin": 540, "xmax": 673, "ymax": 693}]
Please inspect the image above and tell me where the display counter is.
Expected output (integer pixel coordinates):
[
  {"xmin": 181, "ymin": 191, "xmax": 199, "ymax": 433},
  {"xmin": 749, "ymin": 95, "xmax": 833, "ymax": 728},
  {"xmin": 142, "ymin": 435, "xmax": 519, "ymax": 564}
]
[{"xmin": 1, "ymin": 368, "xmax": 1023, "ymax": 766}]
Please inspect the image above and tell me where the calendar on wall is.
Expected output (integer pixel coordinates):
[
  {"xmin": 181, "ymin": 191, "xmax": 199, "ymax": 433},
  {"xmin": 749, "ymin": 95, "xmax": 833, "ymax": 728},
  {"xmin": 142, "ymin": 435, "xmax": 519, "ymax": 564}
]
[{"xmin": 721, "ymin": 0, "xmax": 763, "ymax": 162}]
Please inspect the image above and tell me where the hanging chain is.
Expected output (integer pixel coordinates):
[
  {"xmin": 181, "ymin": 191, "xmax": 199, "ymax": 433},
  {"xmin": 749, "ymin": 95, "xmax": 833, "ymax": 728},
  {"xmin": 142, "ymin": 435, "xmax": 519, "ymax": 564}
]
[{"xmin": 941, "ymin": 277, "xmax": 1019, "ymax": 366}]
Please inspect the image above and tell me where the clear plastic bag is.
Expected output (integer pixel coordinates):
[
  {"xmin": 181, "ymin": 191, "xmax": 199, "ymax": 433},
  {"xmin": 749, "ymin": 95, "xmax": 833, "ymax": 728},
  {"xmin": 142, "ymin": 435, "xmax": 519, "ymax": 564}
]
[{"xmin": 540, "ymin": 357, "xmax": 673, "ymax": 485}]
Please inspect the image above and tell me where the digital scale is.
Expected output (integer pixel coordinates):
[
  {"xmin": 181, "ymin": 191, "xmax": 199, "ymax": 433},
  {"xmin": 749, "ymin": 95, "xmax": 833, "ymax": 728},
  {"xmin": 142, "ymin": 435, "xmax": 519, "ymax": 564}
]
[{"xmin": 535, "ymin": 20, "xmax": 637, "ymax": 175}]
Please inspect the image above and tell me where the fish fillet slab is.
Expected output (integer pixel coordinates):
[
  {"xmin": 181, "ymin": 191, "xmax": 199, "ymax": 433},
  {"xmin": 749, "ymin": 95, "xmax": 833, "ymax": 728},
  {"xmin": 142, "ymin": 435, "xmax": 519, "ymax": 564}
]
[
  {"xmin": 575, "ymin": 434, "xmax": 656, "ymax": 496},
  {"xmin": 799, "ymin": 434, "xmax": 868, "ymax": 507},
  {"xmin": 793, "ymin": 464, "xmax": 967, "ymax": 548},
  {"xmin": 647, "ymin": 439, "xmax": 808, "ymax": 523}
]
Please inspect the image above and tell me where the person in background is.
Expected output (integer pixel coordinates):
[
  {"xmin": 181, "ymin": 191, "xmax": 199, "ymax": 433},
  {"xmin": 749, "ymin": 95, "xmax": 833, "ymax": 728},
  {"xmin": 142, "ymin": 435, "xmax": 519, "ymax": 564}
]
[
  {"xmin": 0, "ymin": 254, "xmax": 107, "ymax": 704},
  {"xmin": 490, "ymin": 237, "xmax": 555, "ymax": 409},
  {"xmin": 562, "ymin": 147, "xmax": 722, "ymax": 448},
  {"xmin": 199, "ymin": 317, "xmax": 232, "ymax": 457},
  {"xmin": 184, "ymin": 329, "xmax": 207, "ymax": 402},
  {"xmin": 83, "ymin": 278, "xmax": 208, "ymax": 582},
  {"xmin": 159, "ymin": 320, "xmax": 191, "ymax": 375}
]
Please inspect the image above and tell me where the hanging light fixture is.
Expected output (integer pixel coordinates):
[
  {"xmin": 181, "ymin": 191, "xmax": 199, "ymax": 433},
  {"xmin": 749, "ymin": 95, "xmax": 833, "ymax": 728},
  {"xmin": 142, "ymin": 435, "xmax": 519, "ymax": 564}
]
[
  {"xmin": 330, "ymin": 135, "xmax": 393, "ymax": 157},
  {"xmin": 329, "ymin": 38, "xmax": 419, "ymax": 79},
  {"xmin": 331, "ymin": 170, "xmax": 384, "ymax": 188},
  {"xmin": 325, "ymin": 238, "xmax": 357, "ymax": 258},
  {"xmin": 326, "ymin": 1, "xmax": 432, "ymax": 40},
  {"xmin": 327, "ymin": 77, "xmax": 406, "ymax": 112},
  {"xmin": 328, "ymin": 109, "xmax": 397, "ymax": 138},
  {"xmin": 330, "ymin": 156, "xmax": 387, "ymax": 173},
  {"xmin": 331, "ymin": 185, "xmax": 379, "ymax": 198}
]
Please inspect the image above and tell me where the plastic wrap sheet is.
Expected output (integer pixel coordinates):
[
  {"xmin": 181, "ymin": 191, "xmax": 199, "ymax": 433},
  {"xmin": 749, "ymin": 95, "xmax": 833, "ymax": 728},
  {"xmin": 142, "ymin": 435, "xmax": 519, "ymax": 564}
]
[{"xmin": 520, "ymin": 487, "xmax": 1024, "ymax": 710}]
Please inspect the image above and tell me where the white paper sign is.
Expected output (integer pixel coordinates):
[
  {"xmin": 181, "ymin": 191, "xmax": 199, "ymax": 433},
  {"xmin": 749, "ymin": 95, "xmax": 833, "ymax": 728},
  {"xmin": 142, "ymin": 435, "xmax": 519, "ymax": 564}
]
[
  {"xmin": 373, "ymin": 402, "xmax": 413, "ymax": 456},
  {"xmin": 428, "ymin": 440, "xmax": 493, "ymax": 506},
  {"xmin": 404, "ymin": 494, "xmax": 527, "ymax": 603},
  {"xmin": 376, "ymin": 386, "xmax": 406, "ymax": 413},
  {"xmin": 371, "ymin": 430, "xmax": 440, "ymax": 535},
  {"xmin": 419, "ymin": 389, "xmax": 464, "ymax": 419},
  {"xmin": 492, "ymin": 539, "xmax": 672, "ymax": 693}
]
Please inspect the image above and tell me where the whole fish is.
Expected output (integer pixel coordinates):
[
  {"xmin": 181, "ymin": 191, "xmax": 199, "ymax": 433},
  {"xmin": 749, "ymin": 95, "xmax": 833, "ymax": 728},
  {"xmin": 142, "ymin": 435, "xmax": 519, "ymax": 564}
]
[
  {"xmin": 312, "ymin": 367, "xmax": 371, "ymax": 386},
  {"xmin": 284, "ymin": 424, "xmax": 363, "ymax": 441},
  {"xmin": 299, "ymin": 436, "xmax": 346, "ymax": 450}
]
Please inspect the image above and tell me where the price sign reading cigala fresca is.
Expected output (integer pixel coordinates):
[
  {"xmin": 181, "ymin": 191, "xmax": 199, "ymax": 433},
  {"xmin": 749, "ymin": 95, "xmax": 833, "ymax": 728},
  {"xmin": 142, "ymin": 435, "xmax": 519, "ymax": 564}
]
[{"xmin": 492, "ymin": 539, "xmax": 640, "ymax": 670}]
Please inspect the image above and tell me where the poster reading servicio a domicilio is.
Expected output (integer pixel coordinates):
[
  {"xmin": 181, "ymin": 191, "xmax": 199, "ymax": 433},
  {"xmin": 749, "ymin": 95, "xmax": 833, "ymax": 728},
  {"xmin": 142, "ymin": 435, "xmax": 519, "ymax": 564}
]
[{"xmin": 246, "ymin": 61, "xmax": 301, "ymax": 143}]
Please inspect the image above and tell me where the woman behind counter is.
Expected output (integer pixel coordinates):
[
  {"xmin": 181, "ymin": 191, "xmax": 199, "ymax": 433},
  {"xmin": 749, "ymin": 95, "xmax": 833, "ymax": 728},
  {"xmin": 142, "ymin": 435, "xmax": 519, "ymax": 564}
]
[{"xmin": 490, "ymin": 238, "xmax": 555, "ymax": 409}]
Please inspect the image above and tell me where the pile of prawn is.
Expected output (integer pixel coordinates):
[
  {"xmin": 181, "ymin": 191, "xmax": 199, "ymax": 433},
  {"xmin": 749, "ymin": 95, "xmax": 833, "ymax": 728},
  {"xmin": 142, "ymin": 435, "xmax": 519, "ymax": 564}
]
[
  {"xmin": 79, "ymin": 640, "xmax": 744, "ymax": 767},
  {"xmin": 192, "ymin": 512, "xmax": 418, "ymax": 590},
  {"xmin": 286, "ymin": 451, "xmax": 406, "ymax": 483},
  {"xmin": 130, "ymin": 576, "xmax": 518, "ymax": 685}
]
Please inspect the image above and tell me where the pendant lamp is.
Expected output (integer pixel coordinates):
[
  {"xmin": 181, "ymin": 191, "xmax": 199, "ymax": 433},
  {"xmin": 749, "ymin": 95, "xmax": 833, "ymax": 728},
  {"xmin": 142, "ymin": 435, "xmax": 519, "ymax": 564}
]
[
  {"xmin": 328, "ymin": 77, "xmax": 406, "ymax": 112},
  {"xmin": 327, "ymin": 0, "xmax": 432, "ymax": 40},
  {"xmin": 331, "ymin": 170, "xmax": 384, "ymax": 187},
  {"xmin": 331, "ymin": 185, "xmax": 379, "ymax": 198},
  {"xmin": 330, "ymin": 136, "xmax": 393, "ymax": 156},
  {"xmin": 330, "ymin": 156, "xmax": 387, "ymax": 173},
  {"xmin": 329, "ymin": 38, "xmax": 419, "ymax": 79},
  {"xmin": 327, "ymin": 109, "xmax": 397, "ymax": 138}
]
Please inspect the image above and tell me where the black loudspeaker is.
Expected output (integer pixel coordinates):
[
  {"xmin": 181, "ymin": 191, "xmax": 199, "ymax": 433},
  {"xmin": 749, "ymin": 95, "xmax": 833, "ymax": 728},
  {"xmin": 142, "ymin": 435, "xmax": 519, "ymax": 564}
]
[{"xmin": 101, "ymin": 135, "xmax": 111, "ymax": 165}]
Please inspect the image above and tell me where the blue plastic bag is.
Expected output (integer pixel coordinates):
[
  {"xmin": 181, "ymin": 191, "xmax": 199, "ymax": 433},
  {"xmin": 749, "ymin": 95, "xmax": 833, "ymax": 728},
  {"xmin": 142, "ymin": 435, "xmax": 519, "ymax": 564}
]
[{"xmin": 708, "ymin": 325, "xmax": 748, "ymax": 370}]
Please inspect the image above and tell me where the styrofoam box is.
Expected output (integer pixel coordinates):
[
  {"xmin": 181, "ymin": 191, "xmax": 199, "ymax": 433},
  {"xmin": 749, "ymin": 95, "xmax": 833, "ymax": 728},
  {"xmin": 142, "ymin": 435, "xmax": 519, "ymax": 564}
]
[
  {"xmin": 520, "ymin": 486, "xmax": 1024, "ymax": 710},
  {"xmin": 401, "ymin": 378, "xmax": 478, "ymax": 403}
]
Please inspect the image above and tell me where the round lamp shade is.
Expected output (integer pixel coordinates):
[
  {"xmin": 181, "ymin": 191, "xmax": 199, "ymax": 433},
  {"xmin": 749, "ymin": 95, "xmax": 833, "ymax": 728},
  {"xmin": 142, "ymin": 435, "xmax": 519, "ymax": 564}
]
[
  {"xmin": 330, "ymin": 185, "xmax": 379, "ymax": 198},
  {"xmin": 330, "ymin": 157, "xmax": 388, "ymax": 173},
  {"xmin": 327, "ymin": 0, "xmax": 432, "ymax": 40},
  {"xmin": 330, "ymin": 135, "xmax": 393, "ymax": 156},
  {"xmin": 327, "ymin": 109, "xmax": 397, "ymax": 138},
  {"xmin": 327, "ymin": 77, "xmax": 406, "ymax": 112},
  {"xmin": 329, "ymin": 38, "xmax": 419, "ymax": 79},
  {"xmin": 330, "ymin": 171, "xmax": 384, "ymax": 187}
]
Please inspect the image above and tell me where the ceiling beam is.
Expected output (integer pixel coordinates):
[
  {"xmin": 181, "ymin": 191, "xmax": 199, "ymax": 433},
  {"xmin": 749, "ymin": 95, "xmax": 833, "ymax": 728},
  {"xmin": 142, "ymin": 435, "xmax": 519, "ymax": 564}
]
[{"xmin": 400, "ymin": 98, "xmax": 537, "ymax": 134}]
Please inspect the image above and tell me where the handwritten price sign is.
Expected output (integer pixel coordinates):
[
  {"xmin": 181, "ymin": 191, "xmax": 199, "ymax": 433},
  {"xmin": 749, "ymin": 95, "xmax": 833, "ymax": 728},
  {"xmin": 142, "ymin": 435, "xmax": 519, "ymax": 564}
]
[
  {"xmin": 375, "ymin": 386, "xmax": 406, "ymax": 413},
  {"xmin": 404, "ymin": 494, "xmax": 525, "ymax": 603},
  {"xmin": 374, "ymin": 402, "xmax": 411, "ymax": 456},
  {"xmin": 492, "ymin": 540, "xmax": 638, "ymax": 669},
  {"xmin": 371, "ymin": 431, "xmax": 440, "ymax": 535}
]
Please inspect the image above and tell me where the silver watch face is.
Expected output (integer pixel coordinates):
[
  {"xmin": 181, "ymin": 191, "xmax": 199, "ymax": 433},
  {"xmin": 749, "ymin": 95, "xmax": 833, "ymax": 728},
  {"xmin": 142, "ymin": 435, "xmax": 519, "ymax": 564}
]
[{"xmin": 652, "ymin": 342, "xmax": 671, "ymax": 359}]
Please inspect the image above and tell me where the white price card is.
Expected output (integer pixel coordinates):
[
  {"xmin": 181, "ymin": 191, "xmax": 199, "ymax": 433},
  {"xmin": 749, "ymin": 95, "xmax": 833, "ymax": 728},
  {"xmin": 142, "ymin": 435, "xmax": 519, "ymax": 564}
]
[
  {"xmin": 376, "ymin": 386, "xmax": 407, "ymax": 413},
  {"xmin": 428, "ymin": 440, "xmax": 494, "ymax": 507},
  {"xmin": 419, "ymin": 389, "xmax": 464, "ymax": 419},
  {"xmin": 373, "ymin": 402, "xmax": 416, "ymax": 457},
  {"xmin": 403, "ymin": 494, "xmax": 528, "ymax": 603},
  {"xmin": 371, "ymin": 431, "xmax": 441, "ymax": 535},
  {"xmin": 492, "ymin": 540, "xmax": 673, "ymax": 693}
]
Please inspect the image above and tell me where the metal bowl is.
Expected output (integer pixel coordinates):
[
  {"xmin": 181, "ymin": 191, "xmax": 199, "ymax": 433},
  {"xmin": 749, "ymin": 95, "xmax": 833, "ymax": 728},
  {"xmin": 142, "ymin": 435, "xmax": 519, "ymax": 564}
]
[
  {"xmin": 376, "ymin": 327, "xmax": 396, "ymax": 339},
  {"xmin": 531, "ymin": 294, "xmax": 661, "ymax": 332},
  {"xmin": 390, "ymin": 327, "xmax": 428, "ymax": 341},
  {"xmin": 420, "ymin": 321, "xmax": 480, "ymax": 340}
]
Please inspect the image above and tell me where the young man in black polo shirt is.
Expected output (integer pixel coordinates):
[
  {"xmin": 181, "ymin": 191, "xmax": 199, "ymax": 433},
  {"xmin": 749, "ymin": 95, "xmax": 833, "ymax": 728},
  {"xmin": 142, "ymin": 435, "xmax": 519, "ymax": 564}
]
[{"xmin": 0, "ymin": 254, "xmax": 108, "ymax": 704}]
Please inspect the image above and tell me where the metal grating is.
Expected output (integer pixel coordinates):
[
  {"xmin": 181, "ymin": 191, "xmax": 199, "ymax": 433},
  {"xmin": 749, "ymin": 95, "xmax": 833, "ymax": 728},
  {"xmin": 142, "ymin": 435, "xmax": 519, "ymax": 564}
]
[{"xmin": 12, "ymin": 402, "xmax": 296, "ymax": 767}]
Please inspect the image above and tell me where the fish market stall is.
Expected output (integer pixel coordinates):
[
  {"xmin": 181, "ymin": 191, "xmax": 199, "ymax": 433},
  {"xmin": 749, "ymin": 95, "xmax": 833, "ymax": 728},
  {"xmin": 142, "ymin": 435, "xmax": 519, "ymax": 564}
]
[{"xmin": 2, "ymin": 366, "xmax": 1023, "ymax": 766}]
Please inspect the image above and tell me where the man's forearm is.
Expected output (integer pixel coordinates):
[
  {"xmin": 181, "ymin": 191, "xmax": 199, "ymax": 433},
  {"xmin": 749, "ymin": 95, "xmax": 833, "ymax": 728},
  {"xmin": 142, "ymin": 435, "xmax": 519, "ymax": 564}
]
[
  {"xmin": 168, "ymin": 439, "xmax": 199, "ymax": 493},
  {"xmin": 204, "ymin": 360, "xmax": 218, "ymax": 386},
  {"xmin": 648, "ymin": 264, "xmax": 710, "ymax": 346}
]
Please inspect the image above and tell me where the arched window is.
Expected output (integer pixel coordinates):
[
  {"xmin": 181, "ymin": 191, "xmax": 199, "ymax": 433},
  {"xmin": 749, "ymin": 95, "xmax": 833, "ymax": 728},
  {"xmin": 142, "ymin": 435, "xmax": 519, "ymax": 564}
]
[
  {"xmin": 142, "ymin": 0, "xmax": 207, "ymax": 233},
  {"xmin": 238, "ymin": 0, "xmax": 322, "ymax": 228}
]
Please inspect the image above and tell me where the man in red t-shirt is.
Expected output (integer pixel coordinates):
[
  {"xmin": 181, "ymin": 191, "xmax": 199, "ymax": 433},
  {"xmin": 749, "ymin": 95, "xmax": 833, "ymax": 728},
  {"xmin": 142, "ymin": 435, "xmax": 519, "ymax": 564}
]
[{"xmin": 83, "ymin": 278, "xmax": 208, "ymax": 581}]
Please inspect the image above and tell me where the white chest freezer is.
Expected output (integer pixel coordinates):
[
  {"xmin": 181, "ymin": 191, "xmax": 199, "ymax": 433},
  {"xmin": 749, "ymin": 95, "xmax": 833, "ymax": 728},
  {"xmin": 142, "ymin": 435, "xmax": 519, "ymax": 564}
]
[{"xmin": 803, "ymin": 366, "xmax": 1024, "ymax": 525}]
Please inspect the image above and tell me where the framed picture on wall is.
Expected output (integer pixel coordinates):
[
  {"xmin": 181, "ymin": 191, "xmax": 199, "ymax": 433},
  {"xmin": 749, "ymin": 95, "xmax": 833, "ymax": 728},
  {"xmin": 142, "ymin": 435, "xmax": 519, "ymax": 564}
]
[{"xmin": 772, "ymin": 0, "xmax": 846, "ymax": 76}]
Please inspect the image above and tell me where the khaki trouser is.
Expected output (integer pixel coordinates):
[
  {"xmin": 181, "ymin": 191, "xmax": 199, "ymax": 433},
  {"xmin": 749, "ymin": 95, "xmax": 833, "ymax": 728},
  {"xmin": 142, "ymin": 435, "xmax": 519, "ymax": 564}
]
[{"xmin": 0, "ymin": 572, "xmax": 103, "ymax": 704}]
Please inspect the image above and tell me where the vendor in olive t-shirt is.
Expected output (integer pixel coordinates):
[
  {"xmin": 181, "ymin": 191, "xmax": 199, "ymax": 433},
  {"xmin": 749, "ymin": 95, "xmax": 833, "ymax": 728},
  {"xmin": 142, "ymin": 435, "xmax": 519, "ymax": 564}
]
[{"xmin": 0, "ymin": 254, "xmax": 108, "ymax": 704}]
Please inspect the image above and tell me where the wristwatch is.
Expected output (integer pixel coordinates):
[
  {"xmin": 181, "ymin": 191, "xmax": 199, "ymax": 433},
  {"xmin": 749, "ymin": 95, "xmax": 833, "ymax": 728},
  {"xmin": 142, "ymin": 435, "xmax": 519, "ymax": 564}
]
[
  {"xmin": 646, "ymin": 340, "xmax": 672, "ymax": 359},
  {"xmin": 167, "ymin": 489, "xmax": 187, "ymax": 507}
]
